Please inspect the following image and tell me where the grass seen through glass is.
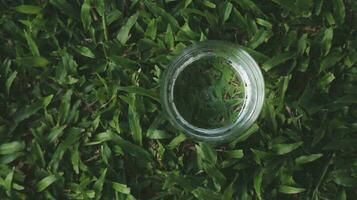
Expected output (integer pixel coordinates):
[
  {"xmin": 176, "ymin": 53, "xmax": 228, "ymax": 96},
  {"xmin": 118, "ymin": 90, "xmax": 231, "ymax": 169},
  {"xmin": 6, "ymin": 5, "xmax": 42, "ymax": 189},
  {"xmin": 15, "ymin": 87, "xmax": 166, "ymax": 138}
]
[{"xmin": 173, "ymin": 56, "xmax": 245, "ymax": 129}]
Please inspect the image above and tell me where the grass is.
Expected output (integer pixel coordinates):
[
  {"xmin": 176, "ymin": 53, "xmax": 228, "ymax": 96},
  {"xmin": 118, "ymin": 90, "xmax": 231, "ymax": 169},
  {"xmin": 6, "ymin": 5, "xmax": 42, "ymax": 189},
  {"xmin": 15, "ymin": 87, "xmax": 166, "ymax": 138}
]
[
  {"xmin": 0, "ymin": 0, "xmax": 356, "ymax": 199},
  {"xmin": 173, "ymin": 56, "xmax": 244, "ymax": 129}
]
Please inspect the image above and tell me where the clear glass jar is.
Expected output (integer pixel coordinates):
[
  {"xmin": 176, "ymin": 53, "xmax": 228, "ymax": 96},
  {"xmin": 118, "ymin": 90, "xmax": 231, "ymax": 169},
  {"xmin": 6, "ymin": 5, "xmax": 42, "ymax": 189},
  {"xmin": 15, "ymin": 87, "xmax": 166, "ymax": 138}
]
[{"xmin": 161, "ymin": 41, "xmax": 265, "ymax": 143}]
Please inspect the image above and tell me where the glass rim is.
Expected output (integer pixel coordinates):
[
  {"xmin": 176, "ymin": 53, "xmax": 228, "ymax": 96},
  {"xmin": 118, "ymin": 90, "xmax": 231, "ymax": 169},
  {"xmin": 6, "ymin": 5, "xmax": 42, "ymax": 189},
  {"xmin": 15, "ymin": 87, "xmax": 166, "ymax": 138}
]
[{"xmin": 161, "ymin": 40, "xmax": 265, "ymax": 143}]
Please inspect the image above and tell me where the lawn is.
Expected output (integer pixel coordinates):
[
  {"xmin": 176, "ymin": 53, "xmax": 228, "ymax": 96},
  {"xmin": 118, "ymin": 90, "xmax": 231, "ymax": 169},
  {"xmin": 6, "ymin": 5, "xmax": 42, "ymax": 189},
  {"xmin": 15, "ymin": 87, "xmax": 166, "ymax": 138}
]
[{"xmin": 0, "ymin": 0, "xmax": 356, "ymax": 199}]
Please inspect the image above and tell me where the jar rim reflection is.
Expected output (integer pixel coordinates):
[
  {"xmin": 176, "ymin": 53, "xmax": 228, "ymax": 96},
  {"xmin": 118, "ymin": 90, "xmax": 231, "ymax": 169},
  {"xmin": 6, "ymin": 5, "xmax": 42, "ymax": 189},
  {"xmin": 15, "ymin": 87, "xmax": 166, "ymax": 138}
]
[{"xmin": 161, "ymin": 41, "xmax": 265, "ymax": 143}]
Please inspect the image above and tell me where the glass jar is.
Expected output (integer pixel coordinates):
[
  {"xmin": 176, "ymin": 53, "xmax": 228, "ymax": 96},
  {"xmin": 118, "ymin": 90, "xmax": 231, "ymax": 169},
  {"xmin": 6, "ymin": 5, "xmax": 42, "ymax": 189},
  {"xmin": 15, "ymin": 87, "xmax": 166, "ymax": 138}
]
[{"xmin": 161, "ymin": 41, "xmax": 265, "ymax": 143}]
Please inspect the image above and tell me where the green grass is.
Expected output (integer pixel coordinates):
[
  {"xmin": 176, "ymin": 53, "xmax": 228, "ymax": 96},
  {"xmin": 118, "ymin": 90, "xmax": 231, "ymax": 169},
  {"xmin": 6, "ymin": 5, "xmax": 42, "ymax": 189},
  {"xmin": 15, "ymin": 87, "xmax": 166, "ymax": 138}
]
[
  {"xmin": 0, "ymin": 0, "xmax": 356, "ymax": 199},
  {"xmin": 173, "ymin": 56, "xmax": 244, "ymax": 129}
]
